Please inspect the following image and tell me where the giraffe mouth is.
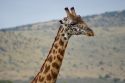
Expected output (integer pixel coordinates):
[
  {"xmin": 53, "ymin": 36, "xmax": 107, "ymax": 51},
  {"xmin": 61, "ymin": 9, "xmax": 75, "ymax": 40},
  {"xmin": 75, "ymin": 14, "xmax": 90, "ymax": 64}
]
[
  {"xmin": 81, "ymin": 26, "xmax": 94, "ymax": 36},
  {"xmin": 84, "ymin": 30, "xmax": 94, "ymax": 36},
  {"xmin": 86, "ymin": 32, "xmax": 94, "ymax": 36}
]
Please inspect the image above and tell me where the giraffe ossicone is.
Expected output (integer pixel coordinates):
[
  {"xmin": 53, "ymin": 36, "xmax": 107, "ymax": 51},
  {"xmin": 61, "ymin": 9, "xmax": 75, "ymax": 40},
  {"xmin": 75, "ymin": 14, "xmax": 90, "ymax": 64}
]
[{"xmin": 32, "ymin": 7, "xmax": 94, "ymax": 83}]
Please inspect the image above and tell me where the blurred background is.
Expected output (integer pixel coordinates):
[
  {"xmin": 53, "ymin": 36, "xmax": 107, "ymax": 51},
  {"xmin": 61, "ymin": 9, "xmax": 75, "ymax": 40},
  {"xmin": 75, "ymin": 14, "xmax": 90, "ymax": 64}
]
[{"xmin": 0, "ymin": 0, "xmax": 125, "ymax": 83}]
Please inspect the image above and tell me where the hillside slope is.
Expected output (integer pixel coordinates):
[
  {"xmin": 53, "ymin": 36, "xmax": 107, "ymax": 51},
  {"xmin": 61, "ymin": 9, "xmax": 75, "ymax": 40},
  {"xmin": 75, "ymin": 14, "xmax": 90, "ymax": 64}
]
[
  {"xmin": 84, "ymin": 10, "xmax": 125, "ymax": 27},
  {"xmin": 0, "ymin": 10, "xmax": 125, "ymax": 83}
]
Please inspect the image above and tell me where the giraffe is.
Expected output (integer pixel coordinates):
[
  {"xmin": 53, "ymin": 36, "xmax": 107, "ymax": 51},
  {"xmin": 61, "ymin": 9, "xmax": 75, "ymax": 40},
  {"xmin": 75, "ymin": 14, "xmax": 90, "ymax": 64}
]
[{"xmin": 31, "ymin": 7, "xmax": 94, "ymax": 83}]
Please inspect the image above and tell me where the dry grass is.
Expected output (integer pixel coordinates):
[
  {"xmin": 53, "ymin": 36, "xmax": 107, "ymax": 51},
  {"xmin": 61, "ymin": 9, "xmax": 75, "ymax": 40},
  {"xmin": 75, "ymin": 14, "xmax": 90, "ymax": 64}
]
[{"xmin": 0, "ymin": 26, "xmax": 125, "ymax": 81}]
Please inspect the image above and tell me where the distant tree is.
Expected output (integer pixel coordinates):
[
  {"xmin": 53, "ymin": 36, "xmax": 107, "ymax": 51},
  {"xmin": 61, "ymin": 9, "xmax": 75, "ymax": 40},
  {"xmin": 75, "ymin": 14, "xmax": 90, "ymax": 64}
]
[
  {"xmin": 113, "ymin": 78, "xmax": 120, "ymax": 83},
  {"xmin": 98, "ymin": 74, "xmax": 111, "ymax": 80},
  {"xmin": 104, "ymin": 74, "xmax": 111, "ymax": 79}
]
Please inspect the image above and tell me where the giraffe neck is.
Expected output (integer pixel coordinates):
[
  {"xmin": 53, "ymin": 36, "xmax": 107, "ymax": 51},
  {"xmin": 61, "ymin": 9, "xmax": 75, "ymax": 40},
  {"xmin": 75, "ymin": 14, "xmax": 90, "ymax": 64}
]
[{"xmin": 32, "ymin": 25, "xmax": 70, "ymax": 83}]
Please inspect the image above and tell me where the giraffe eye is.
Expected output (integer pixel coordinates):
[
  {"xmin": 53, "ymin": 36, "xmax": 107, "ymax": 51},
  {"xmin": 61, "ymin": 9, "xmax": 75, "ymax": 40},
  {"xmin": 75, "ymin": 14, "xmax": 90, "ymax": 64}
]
[
  {"xmin": 70, "ymin": 22, "xmax": 77, "ymax": 26},
  {"xmin": 77, "ymin": 24, "xmax": 83, "ymax": 28}
]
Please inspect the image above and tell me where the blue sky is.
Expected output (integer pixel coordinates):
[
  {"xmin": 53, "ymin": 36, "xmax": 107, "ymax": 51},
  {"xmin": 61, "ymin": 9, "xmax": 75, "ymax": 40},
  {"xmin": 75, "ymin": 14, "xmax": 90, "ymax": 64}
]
[{"xmin": 0, "ymin": 0, "xmax": 125, "ymax": 28}]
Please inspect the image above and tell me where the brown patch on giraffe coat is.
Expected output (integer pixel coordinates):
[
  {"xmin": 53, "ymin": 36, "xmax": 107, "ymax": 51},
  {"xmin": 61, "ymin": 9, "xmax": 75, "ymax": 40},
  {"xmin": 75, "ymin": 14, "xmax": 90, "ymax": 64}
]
[
  {"xmin": 54, "ymin": 43, "xmax": 58, "ymax": 49},
  {"xmin": 43, "ymin": 64, "xmax": 50, "ymax": 74},
  {"xmin": 58, "ymin": 48, "xmax": 65, "ymax": 56},
  {"xmin": 53, "ymin": 49, "xmax": 55, "ymax": 54},
  {"xmin": 55, "ymin": 50, "xmax": 57, "ymax": 53},
  {"xmin": 47, "ymin": 56, "xmax": 52, "ymax": 62},
  {"xmin": 51, "ymin": 70, "xmax": 58, "ymax": 79},
  {"xmin": 57, "ymin": 55, "xmax": 62, "ymax": 62},
  {"xmin": 53, "ymin": 56, "xmax": 56, "ymax": 60},
  {"xmin": 39, "ymin": 76, "xmax": 44, "ymax": 82},
  {"xmin": 61, "ymin": 33, "xmax": 65, "ymax": 36},
  {"xmin": 52, "ymin": 62, "xmax": 60, "ymax": 69},
  {"xmin": 59, "ymin": 39, "xmax": 64, "ymax": 46},
  {"xmin": 47, "ymin": 74, "xmax": 52, "ymax": 81}
]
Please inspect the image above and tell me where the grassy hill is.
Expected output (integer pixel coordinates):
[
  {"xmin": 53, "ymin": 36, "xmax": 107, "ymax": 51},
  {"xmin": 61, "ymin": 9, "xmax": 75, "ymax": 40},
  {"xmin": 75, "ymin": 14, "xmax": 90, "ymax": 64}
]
[
  {"xmin": 84, "ymin": 10, "xmax": 125, "ymax": 27},
  {"xmin": 0, "ymin": 10, "xmax": 125, "ymax": 83}
]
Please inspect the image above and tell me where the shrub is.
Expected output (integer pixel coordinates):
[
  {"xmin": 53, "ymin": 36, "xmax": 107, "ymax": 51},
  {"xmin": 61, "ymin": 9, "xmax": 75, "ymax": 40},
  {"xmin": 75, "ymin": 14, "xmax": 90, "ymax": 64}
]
[
  {"xmin": 98, "ymin": 74, "xmax": 111, "ymax": 80},
  {"xmin": 113, "ymin": 78, "xmax": 120, "ymax": 83},
  {"xmin": 0, "ymin": 80, "xmax": 13, "ymax": 83},
  {"xmin": 104, "ymin": 74, "xmax": 111, "ymax": 79}
]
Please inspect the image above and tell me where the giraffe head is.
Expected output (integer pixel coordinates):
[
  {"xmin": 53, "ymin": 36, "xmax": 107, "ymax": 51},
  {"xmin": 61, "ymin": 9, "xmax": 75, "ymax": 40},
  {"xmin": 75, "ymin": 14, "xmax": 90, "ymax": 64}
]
[{"xmin": 60, "ymin": 7, "xmax": 94, "ymax": 37}]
